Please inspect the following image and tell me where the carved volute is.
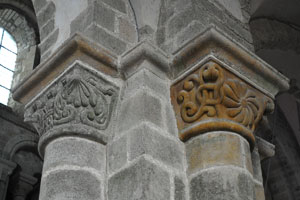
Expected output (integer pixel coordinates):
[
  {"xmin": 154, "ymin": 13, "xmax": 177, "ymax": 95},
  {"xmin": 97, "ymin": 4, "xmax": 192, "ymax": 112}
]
[{"xmin": 171, "ymin": 60, "xmax": 273, "ymax": 149}]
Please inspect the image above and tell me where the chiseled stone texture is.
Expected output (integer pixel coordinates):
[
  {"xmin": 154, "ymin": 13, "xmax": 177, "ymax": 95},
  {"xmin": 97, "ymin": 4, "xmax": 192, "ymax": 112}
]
[
  {"xmin": 108, "ymin": 157, "xmax": 170, "ymax": 200},
  {"xmin": 174, "ymin": 176, "xmax": 186, "ymax": 200},
  {"xmin": 118, "ymin": 90, "xmax": 164, "ymax": 131},
  {"xmin": 40, "ymin": 169, "xmax": 102, "ymax": 200},
  {"xmin": 186, "ymin": 131, "xmax": 253, "ymax": 175},
  {"xmin": 43, "ymin": 137, "xmax": 106, "ymax": 173},
  {"xmin": 190, "ymin": 167, "xmax": 254, "ymax": 200}
]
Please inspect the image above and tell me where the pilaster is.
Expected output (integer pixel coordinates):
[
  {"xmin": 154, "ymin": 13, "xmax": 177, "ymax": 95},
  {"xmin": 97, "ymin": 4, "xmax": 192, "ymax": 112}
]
[{"xmin": 107, "ymin": 41, "xmax": 187, "ymax": 200}]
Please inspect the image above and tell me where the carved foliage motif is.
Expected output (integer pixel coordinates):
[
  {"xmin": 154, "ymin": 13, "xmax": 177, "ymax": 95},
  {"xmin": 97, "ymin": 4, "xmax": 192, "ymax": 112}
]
[
  {"xmin": 25, "ymin": 66, "xmax": 118, "ymax": 135},
  {"xmin": 172, "ymin": 61, "xmax": 270, "ymax": 133}
]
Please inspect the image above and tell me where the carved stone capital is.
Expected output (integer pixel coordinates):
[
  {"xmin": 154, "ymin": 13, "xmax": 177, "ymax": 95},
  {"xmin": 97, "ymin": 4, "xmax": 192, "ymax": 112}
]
[
  {"xmin": 24, "ymin": 62, "xmax": 119, "ymax": 155},
  {"xmin": 170, "ymin": 28, "xmax": 289, "ymax": 149},
  {"xmin": 171, "ymin": 58, "xmax": 273, "ymax": 149}
]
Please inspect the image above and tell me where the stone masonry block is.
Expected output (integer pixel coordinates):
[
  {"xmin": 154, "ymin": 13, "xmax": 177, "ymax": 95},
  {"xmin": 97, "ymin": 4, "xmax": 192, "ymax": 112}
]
[
  {"xmin": 102, "ymin": 0, "xmax": 126, "ymax": 13},
  {"xmin": 108, "ymin": 135, "xmax": 127, "ymax": 173},
  {"xmin": 251, "ymin": 148, "xmax": 263, "ymax": 183},
  {"xmin": 176, "ymin": 21, "xmax": 205, "ymax": 47},
  {"xmin": 43, "ymin": 137, "xmax": 106, "ymax": 174},
  {"xmin": 128, "ymin": 123, "xmax": 184, "ymax": 170},
  {"xmin": 71, "ymin": 2, "xmax": 115, "ymax": 34},
  {"xmin": 32, "ymin": 0, "xmax": 47, "ymax": 14},
  {"xmin": 254, "ymin": 182, "xmax": 265, "ymax": 200},
  {"xmin": 175, "ymin": 176, "xmax": 186, "ymax": 200},
  {"xmin": 165, "ymin": 103, "xmax": 178, "ymax": 136},
  {"xmin": 40, "ymin": 19, "xmax": 55, "ymax": 40},
  {"xmin": 40, "ymin": 169, "xmax": 102, "ymax": 200},
  {"xmin": 118, "ymin": 90, "xmax": 164, "ymax": 131},
  {"xmin": 124, "ymin": 68, "xmax": 169, "ymax": 100},
  {"xmin": 39, "ymin": 29, "xmax": 58, "ymax": 55},
  {"xmin": 118, "ymin": 17, "xmax": 137, "ymax": 43},
  {"xmin": 85, "ymin": 24, "xmax": 127, "ymax": 55},
  {"xmin": 190, "ymin": 167, "xmax": 254, "ymax": 200},
  {"xmin": 108, "ymin": 157, "xmax": 170, "ymax": 200},
  {"xmin": 37, "ymin": 2, "xmax": 55, "ymax": 28},
  {"xmin": 186, "ymin": 131, "xmax": 253, "ymax": 175}
]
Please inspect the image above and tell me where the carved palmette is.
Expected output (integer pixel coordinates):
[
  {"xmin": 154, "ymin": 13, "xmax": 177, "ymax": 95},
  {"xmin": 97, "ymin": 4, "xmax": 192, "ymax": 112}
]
[{"xmin": 25, "ymin": 66, "xmax": 118, "ymax": 136}]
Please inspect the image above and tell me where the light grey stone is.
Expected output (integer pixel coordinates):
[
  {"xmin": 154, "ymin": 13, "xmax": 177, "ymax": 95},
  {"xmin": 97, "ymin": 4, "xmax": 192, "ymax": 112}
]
[
  {"xmin": 165, "ymin": 103, "xmax": 178, "ymax": 136},
  {"xmin": 40, "ymin": 19, "xmax": 55, "ymax": 40},
  {"xmin": 71, "ymin": 2, "xmax": 115, "ymax": 33},
  {"xmin": 118, "ymin": 90, "xmax": 164, "ymax": 131},
  {"xmin": 102, "ymin": 0, "xmax": 126, "ymax": 13},
  {"xmin": 108, "ymin": 157, "xmax": 170, "ymax": 200},
  {"xmin": 251, "ymin": 148, "xmax": 263, "ymax": 183},
  {"xmin": 128, "ymin": 123, "xmax": 184, "ymax": 170},
  {"xmin": 190, "ymin": 167, "xmax": 254, "ymax": 200},
  {"xmin": 37, "ymin": 2, "xmax": 55, "ymax": 27},
  {"xmin": 39, "ymin": 29, "xmax": 59, "ymax": 54},
  {"xmin": 118, "ymin": 17, "xmax": 137, "ymax": 43},
  {"xmin": 108, "ymin": 135, "xmax": 127, "ymax": 173},
  {"xmin": 85, "ymin": 24, "xmax": 127, "ymax": 55},
  {"xmin": 40, "ymin": 169, "xmax": 102, "ymax": 200},
  {"xmin": 124, "ymin": 68, "xmax": 169, "ymax": 100},
  {"xmin": 43, "ymin": 137, "xmax": 106, "ymax": 173},
  {"xmin": 175, "ymin": 177, "xmax": 186, "ymax": 200}
]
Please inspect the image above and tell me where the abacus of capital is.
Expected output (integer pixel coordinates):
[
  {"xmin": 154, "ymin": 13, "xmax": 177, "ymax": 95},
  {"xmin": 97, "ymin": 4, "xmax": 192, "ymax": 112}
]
[{"xmin": 12, "ymin": 28, "xmax": 289, "ymax": 200}]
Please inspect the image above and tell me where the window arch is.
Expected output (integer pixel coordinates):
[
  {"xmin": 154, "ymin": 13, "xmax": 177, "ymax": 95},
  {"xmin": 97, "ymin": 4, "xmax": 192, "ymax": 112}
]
[{"xmin": 0, "ymin": 27, "xmax": 17, "ymax": 105}]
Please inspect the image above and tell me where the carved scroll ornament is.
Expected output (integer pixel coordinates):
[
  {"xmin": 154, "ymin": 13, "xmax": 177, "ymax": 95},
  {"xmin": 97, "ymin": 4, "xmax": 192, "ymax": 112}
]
[
  {"xmin": 24, "ymin": 66, "xmax": 118, "ymax": 136},
  {"xmin": 171, "ymin": 61, "xmax": 272, "ymax": 146}
]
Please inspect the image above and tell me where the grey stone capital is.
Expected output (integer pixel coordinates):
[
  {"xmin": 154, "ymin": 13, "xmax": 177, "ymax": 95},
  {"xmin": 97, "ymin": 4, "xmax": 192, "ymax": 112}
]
[{"xmin": 24, "ymin": 62, "xmax": 119, "ymax": 156}]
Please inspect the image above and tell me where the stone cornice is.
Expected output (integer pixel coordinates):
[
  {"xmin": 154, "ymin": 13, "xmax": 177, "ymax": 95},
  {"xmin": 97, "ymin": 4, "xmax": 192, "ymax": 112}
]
[
  {"xmin": 172, "ymin": 26, "xmax": 289, "ymax": 99},
  {"xmin": 12, "ymin": 33, "xmax": 118, "ymax": 105},
  {"xmin": 119, "ymin": 40, "xmax": 170, "ymax": 79}
]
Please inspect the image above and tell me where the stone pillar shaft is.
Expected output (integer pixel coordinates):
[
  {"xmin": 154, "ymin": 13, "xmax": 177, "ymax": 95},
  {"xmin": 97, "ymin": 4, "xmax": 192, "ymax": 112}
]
[
  {"xmin": 0, "ymin": 158, "xmax": 16, "ymax": 200},
  {"xmin": 186, "ymin": 131, "xmax": 254, "ymax": 199}
]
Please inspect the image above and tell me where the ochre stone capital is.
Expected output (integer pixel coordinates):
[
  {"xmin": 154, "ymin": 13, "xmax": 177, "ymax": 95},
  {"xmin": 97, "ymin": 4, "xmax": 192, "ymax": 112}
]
[{"xmin": 171, "ymin": 59, "xmax": 273, "ymax": 149}]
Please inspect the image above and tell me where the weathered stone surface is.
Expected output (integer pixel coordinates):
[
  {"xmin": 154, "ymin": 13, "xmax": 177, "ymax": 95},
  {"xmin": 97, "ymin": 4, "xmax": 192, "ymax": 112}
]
[
  {"xmin": 254, "ymin": 182, "xmax": 265, "ymax": 200},
  {"xmin": 190, "ymin": 167, "xmax": 254, "ymax": 200},
  {"xmin": 252, "ymin": 148, "xmax": 263, "ymax": 183},
  {"xmin": 39, "ymin": 29, "xmax": 58, "ymax": 55},
  {"xmin": 127, "ymin": 123, "xmax": 184, "ymax": 170},
  {"xmin": 186, "ymin": 131, "xmax": 253, "ymax": 175},
  {"xmin": 40, "ymin": 18, "xmax": 55, "ymax": 40},
  {"xmin": 85, "ymin": 24, "xmax": 127, "ymax": 55},
  {"xmin": 171, "ymin": 59, "xmax": 272, "ymax": 145},
  {"xmin": 102, "ymin": 0, "xmax": 126, "ymax": 13},
  {"xmin": 71, "ymin": 2, "xmax": 115, "ymax": 33},
  {"xmin": 43, "ymin": 137, "xmax": 106, "ymax": 173},
  {"xmin": 108, "ymin": 157, "xmax": 170, "ymax": 200},
  {"xmin": 37, "ymin": 2, "xmax": 55, "ymax": 28},
  {"xmin": 174, "ymin": 176, "xmax": 186, "ymax": 200},
  {"xmin": 118, "ymin": 17, "xmax": 137, "ymax": 43},
  {"xmin": 118, "ymin": 90, "xmax": 163, "ymax": 131},
  {"xmin": 108, "ymin": 135, "xmax": 127, "ymax": 173},
  {"xmin": 40, "ymin": 169, "xmax": 102, "ymax": 200},
  {"xmin": 123, "ymin": 68, "xmax": 169, "ymax": 100}
]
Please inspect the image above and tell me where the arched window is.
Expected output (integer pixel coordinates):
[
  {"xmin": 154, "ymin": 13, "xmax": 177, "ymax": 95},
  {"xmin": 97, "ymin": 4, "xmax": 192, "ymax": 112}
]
[{"xmin": 0, "ymin": 27, "xmax": 17, "ymax": 105}]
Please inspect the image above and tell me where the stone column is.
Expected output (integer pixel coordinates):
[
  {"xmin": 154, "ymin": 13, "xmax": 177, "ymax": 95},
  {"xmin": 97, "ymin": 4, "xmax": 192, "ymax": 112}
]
[
  {"xmin": 10, "ymin": 172, "xmax": 37, "ymax": 200},
  {"xmin": 15, "ymin": 35, "xmax": 120, "ymax": 200},
  {"xmin": 0, "ymin": 158, "xmax": 16, "ymax": 200},
  {"xmin": 170, "ymin": 28, "xmax": 289, "ymax": 200},
  {"xmin": 107, "ymin": 42, "xmax": 187, "ymax": 200}
]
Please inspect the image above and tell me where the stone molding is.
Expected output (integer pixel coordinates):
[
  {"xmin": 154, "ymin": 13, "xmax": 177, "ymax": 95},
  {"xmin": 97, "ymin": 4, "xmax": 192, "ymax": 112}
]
[
  {"xmin": 120, "ymin": 41, "xmax": 170, "ymax": 79},
  {"xmin": 171, "ymin": 58, "xmax": 272, "ymax": 148},
  {"xmin": 24, "ymin": 62, "xmax": 119, "ymax": 156},
  {"xmin": 172, "ymin": 27, "xmax": 289, "ymax": 99},
  {"xmin": 0, "ymin": 158, "xmax": 16, "ymax": 181},
  {"xmin": 12, "ymin": 33, "xmax": 119, "ymax": 104}
]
